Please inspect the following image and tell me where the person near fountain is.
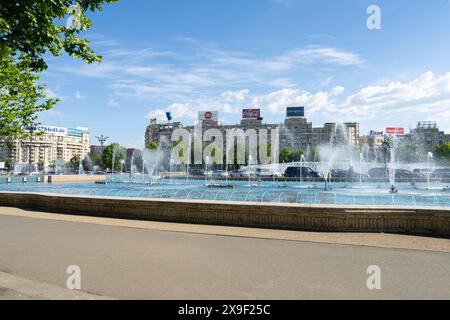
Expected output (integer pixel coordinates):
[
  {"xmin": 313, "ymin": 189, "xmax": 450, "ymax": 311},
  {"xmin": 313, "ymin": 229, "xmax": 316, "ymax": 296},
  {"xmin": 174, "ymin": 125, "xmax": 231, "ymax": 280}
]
[{"xmin": 390, "ymin": 185, "xmax": 398, "ymax": 194}]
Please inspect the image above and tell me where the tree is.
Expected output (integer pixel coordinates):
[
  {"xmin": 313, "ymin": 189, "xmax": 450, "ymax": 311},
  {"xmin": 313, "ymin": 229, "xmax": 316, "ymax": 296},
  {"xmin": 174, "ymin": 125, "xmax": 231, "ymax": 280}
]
[
  {"xmin": 4, "ymin": 158, "xmax": 15, "ymax": 170},
  {"xmin": 290, "ymin": 150, "xmax": 305, "ymax": 162},
  {"xmin": 257, "ymin": 143, "xmax": 273, "ymax": 164},
  {"xmin": 0, "ymin": 0, "xmax": 118, "ymax": 141},
  {"xmin": 101, "ymin": 143, "xmax": 125, "ymax": 172},
  {"xmin": 69, "ymin": 155, "xmax": 81, "ymax": 170},
  {"xmin": 397, "ymin": 143, "xmax": 426, "ymax": 163},
  {"xmin": 379, "ymin": 138, "xmax": 392, "ymax": 168},
  {"xmin": 37, "ymin": 160, "xmax": 45, "ymax": 172},
  {"xmin": 146, "ymin": 141, "xmax": 159, "ymax": 151},
  {"xmin": 0, "ymin": 52, "xmax": 58, "ymax": 140},
  {"xmin": 306, "ymin": 146, "xmax": 318, "ymax": 162},
  {"xmin": 434, "ymin": 143, "xmax": 450, "ymax": 165},
  {"xmin": 279, "ymin": 147, "xmax": 293, "ymax": 163},
  {"xmin": 88, "ymin": 149, "xmax": 102, "ymax": 167}
]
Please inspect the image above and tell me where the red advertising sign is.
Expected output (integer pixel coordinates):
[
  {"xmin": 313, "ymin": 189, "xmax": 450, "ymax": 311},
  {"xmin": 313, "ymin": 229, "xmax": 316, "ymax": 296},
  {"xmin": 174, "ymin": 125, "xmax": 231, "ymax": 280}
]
[
  {"xmin": 386, "ymin": 128, "xmax": 405, "ymax": 135},
  {"xmin": 204, "ymin": 112, "xmax": 213, "ymax": 119},
  {"xmin": 242, "ymin": 109, "xmax": 261, "ymax": 119},
  {"xmin": 198, "ymin": 111, "xmax": 219, "ymax": 121}
]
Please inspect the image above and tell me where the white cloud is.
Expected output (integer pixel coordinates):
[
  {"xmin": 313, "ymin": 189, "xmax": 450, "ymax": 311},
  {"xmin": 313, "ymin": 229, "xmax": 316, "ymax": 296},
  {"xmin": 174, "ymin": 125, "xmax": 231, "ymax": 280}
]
[
  {"xmin": 146, "ymin": 103, "xmax": 195, "ymax": 121},
  {"xmin": 55, "ymin": 40, "xmax": 363, "ymax": 104},
  {"xmin": 231, "ymin": 71, "xmax": 450, "ymax": 132},
  {"xmin": 45, "ymin": 87, "xmax": 63, "ymax": 100},
  {"xmin": 251, "ymin": 86, "xmax": 344, "ymax": 115},
  {"xmin": 340, "ymin": 71, "xmax": 450, "ymax": 119},
  {"xmin": 221, "ymin": 89, "xmax": 250, "ymax": 102},
  {"xmin": 258, "ymin": 47, "xmax": 364, "ymax": 71},
  {"xmin": 107, "ymin": 98, "xmax": 120, "ymax": 108},
  {"xmin": 75, "ymin": 90, "xmax": 86, "ymax": 100}
]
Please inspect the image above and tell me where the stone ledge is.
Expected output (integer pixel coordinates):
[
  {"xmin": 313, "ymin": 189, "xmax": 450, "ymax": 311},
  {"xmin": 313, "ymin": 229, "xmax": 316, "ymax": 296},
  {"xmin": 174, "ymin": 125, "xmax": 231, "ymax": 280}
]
[
  {"xmin": 0, "ymin": 191, "xmax": 449, "ymax": 236},
  {"xmin": 47, "ymin": 175, "xmax": 106, "ymax": 184}
]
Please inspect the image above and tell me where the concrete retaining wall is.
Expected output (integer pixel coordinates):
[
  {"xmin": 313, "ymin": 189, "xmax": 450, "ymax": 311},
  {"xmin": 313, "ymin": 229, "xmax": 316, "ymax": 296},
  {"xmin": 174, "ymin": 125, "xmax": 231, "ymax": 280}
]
[{"xmin": 0, "ymin": 191, "xmax": 449, "ymax": 236}]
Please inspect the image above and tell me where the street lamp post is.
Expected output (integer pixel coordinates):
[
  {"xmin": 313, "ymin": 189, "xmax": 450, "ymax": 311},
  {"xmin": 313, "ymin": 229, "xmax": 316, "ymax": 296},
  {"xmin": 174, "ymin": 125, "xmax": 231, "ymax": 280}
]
[
  {"xmin": 28, "ymin": 122, "xmax": 38, "ymax": 175},
  {"xmin": 96, "ymin": 134, "xmax": 109, "ymax": 149}
]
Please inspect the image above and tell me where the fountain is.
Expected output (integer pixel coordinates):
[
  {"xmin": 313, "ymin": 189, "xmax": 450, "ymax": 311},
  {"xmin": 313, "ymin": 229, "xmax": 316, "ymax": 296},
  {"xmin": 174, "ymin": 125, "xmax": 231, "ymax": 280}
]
[
  {"xmin": 247, "ymin": 155, "xmax": 257, "ymax": 187},
  {"xmin": 169, "ymin": 159, "xmax": 174, "ymax": 184},
  {"xmin": 389, "ymin": 136, "xmax": 398, "ymax": 194},
  {"xmin": 142, "ymin": 147, "xmax": 161, "ymax": 185},
  {"xmin": 120, "ymin": 159, "xmax": 126, "ymax": 174},
  {"xmin": 23, "ymin": 121, "xmax": 445, "ymax": 211},
  {"xmin": 359, "ymin": 153, "xmax": 364, "ymax": 186},
  {"xmin": 300, "ymin": 154, "xmax": 306, "ymax": 184},
  {"xmin": 205, "ymin": 156, "xmax": 210, "ymax": 185},
  {"xmin": 112, "ymin": 149, "xmax": 116, "ymax": 174},
  {"xmin": 427, "ymin": 152, "xmax": 433, "ymax": 190}
]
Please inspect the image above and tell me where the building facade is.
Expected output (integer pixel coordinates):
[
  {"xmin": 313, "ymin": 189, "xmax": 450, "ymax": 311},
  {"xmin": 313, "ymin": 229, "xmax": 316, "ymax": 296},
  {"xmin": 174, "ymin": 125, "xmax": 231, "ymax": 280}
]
[
  {"xmin": 401, "ymin": 121, "xmax": 447, "ymax": 153},
  {"xmin": 0, "ymin": 125, "xmax": 90, "ymax": 166},
  {"xmin": 145, "ymin": 108, "xmax": 360, "ymax": 164},
  {"xmin": 312, "ymin": 122, "xmax": 360, "ymax": 147}
]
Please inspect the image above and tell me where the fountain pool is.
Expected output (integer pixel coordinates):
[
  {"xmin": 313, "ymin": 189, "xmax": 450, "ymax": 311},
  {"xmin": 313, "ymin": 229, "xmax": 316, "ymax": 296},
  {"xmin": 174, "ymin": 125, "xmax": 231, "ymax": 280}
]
[{"xmin": 0, "ymin": 177, "xmax": 449, "ymax": 208}]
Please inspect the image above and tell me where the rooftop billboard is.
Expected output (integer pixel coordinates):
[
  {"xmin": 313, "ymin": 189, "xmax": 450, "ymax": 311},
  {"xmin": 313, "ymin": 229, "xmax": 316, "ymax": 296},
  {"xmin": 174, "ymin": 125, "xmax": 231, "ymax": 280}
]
[
  {"xmin": 198, "ymin": 111, "xmax": 219, "ymax": 121},
  {"xmin": 242, "ymin": 109, "xmax": 261, "ymax": 119},
  {"xmin": 287, "ymin": 107, "xmax": 305, "ymax": 118},
  {"xmin": 386, "ymin": 128, "xmax": 405, "ymax": 135}
]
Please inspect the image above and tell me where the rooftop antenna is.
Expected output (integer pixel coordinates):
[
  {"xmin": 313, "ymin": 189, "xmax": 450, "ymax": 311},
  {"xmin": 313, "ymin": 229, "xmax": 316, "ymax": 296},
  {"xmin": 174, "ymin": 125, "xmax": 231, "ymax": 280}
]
[{"xmin": 96, "ymin": 134, "xmax": 109, "ymax": 148}]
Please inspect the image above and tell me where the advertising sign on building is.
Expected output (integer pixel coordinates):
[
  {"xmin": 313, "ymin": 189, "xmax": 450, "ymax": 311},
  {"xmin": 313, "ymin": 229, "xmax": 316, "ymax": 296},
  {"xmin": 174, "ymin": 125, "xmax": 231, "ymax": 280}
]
[
  {"xmin": 286, "ymin": 107, "xmax": 305, "ymax": 118},
  {"xmin": 36, "ymin": 126, "xmax": 68, "ymax": 135},
  {"xmin": 386, "ymin": 128, "xmax": 405, "ymax": 135},
  {"xmin": 242, "ymin": 109, "xmax": 261, "ymax": 119},
  {"xmin": 369, "ymin": 130, "xmax": 384, "ymax": 136},
  {"xmin": 198, "ymin": 111, "xmax": 219, "ymax": 121}
]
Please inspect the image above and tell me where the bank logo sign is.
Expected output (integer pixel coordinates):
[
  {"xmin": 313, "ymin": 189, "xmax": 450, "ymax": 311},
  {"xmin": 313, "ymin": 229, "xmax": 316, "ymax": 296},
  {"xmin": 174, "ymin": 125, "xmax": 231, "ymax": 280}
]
[
  {"xmin": 369, "ymin": 130, "xmax": 384, "ymax": 136},
  {"xmin": 287, "ymin": 107, "xmax": 305, "ymax": 118},
  {"xmin": 198, "ymin": 111, "xmax": 219, "ymax": 121}
]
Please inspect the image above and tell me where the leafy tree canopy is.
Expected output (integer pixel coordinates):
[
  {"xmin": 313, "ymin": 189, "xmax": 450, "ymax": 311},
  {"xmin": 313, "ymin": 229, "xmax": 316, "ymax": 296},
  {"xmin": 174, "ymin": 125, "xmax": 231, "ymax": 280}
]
[
  {"xmin": 0, "ymin": 0, "xmax": 117, "ymax": 141},
  {"xmin": 101, "ymin": 143, "xmax": 125, "ymax": 171},
  {"xmin": 434, "ymin": 143, "xmax": 450, "ymax": 165}
]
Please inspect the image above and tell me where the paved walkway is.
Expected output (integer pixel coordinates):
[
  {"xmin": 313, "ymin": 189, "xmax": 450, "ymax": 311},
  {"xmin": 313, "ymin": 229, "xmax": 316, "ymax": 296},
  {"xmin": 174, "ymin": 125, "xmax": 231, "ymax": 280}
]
[
  {"xmin": 0, "ymin": 207, "xmax": 449, "ymax": 299},
  {"xmin": 0, "ymin": 272, "xmax": 113, "ymax": 300}
]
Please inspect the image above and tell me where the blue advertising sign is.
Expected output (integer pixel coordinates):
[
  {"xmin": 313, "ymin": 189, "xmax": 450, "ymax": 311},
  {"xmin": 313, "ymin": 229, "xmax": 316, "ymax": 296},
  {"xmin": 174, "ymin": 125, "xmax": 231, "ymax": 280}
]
[
  {"xmin": 166, "ymin": 112, "xmax": 173, "ymax": 122},
  {"xmin": 287, "ymin": 107, "xmax": 305, "ymax": 118}
]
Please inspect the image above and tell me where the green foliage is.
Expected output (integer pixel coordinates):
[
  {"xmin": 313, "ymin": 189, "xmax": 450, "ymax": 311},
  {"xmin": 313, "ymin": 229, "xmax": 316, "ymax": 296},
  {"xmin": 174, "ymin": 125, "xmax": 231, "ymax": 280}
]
[
  {"xmin": 0, "ymin": 52, "xmax": 58, "ymax": 139},
  {"xmin": 0, "ymin": 0, "xmax": 118, "ymax": 141},
  {"xmin": 279, "ymin": 147, "xmax": 293, "ymax": 163},
  {"xmin": 397, "ymin": 143, "xmax": 426, "ymax": 163},
  {"xmin": 290, "ymin": 150, "xmax": 304, "ymax": 162},
  {"xmin": 279, "ymin": 148, "xmax": 304, "ymax": 163},
  {"xmin": 146, "ymin": 141, "xmax": 159, "ymax": 151},
  {"xmin": 434, "ymin": 143, "xmax": 450, "ymax": 165},
  {"xmin": 308, "ymin": 146, "xmax": 318, "ymax": 162},
  {"xmin": 88, "ymin": 149, "xmax": 102, "ymax": 167},
  {"xmin": 4, "ymin": 158, "xmax": 15, "ymax": 170},
  {"xmin": 69, "ymin": 155, "xmax": 81, "ymax": 170},
  {"xmin": 101, "ymin": 143, "xmax": 125, "ymax": 171},
  {"xmin": 379, "ymin": 139, "xmax": 392, "ymax": 165}
]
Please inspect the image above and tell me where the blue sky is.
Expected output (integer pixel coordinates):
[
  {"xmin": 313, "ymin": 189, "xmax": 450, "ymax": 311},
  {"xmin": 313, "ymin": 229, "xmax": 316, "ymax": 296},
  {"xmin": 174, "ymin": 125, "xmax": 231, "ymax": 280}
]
[{"xmin": 39, "ymin": 0, "xmax": 450, "ymax": 148}]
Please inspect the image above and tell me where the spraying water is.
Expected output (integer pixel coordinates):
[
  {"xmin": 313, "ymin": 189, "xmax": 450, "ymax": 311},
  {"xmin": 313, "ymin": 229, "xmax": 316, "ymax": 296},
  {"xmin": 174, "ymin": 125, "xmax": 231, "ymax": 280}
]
[{"xmin": 427, "ymin": 152, "xmax": 434, "ymax": 190}]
